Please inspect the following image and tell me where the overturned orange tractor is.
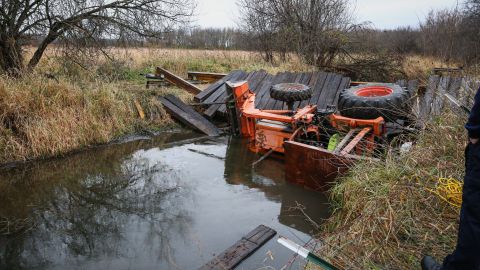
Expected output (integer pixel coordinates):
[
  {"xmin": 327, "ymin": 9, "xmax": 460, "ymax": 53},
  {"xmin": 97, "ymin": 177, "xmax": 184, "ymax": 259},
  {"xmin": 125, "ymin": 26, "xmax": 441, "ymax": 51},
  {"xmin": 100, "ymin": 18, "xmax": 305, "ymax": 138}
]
[{"xmin": 226, "ymin": 81, "xmax": 409, "ymax": 191}]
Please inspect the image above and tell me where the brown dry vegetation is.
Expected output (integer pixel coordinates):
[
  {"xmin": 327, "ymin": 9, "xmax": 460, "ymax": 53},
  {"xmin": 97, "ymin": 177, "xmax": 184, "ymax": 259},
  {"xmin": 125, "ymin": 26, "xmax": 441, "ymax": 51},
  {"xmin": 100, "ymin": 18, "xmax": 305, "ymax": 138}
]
[
  {"xmin": 308, "ymin": 112, "xmax": 466, "ymax": 269},
  {"xmin": 0, "ymin": 76, "xmax": 180, "ymax": 163}
]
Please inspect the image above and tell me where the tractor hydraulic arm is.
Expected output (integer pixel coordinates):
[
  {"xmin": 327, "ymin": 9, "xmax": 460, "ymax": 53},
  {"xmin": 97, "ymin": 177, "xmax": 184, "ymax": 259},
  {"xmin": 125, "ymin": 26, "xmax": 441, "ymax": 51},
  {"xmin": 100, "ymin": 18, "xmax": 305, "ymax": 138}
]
[{"xmin": 329, "ymin": 114, "xmax": 385, "ymax": 136}]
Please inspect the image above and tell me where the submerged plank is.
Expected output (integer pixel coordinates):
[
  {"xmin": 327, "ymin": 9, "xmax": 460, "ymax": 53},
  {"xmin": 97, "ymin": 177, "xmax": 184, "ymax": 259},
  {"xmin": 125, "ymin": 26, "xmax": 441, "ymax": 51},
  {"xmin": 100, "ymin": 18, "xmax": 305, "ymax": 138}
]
[
  {"xmin": 159, "ymin": 95, "xmax": 222, "ymax": 136},
  {"xmin": 199, "ymin": 225, "xmax": 277, "ymax": 270}
]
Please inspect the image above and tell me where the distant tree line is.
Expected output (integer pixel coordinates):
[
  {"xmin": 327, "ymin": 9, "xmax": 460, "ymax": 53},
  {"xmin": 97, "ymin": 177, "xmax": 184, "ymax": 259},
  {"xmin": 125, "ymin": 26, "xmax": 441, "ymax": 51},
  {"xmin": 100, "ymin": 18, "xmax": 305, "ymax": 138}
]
[
  {"xmin": 351, "ymin": 1, "xmax": 480, "ymax": 66},
  {"xmin": 144, "ymin": 27, "xmax": 250, "ymax": 50},
  {"xmin": 3, "ymin": 0, "xmax": 480, "ymax": 75}
]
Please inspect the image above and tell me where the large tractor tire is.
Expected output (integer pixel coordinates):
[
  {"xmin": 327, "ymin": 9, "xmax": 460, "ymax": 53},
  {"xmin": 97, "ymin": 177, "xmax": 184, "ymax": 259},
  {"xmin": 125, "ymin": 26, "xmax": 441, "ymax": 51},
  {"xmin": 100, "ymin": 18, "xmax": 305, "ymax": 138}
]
[
  {"xmin": 338, "ymin": 83, "xmax": 410, "ymax": 121},
  {"xmin": 270, "ymin": 83, "xmax": 312, "ymax": 103}
]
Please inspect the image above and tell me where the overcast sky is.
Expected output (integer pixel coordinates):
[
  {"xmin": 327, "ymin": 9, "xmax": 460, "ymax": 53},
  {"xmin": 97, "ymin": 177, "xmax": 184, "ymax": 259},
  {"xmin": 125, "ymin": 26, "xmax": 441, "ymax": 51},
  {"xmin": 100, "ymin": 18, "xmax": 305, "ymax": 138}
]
[{"xmin": 194, "ymin": 0, "xmax": 460, "ymax": 29}]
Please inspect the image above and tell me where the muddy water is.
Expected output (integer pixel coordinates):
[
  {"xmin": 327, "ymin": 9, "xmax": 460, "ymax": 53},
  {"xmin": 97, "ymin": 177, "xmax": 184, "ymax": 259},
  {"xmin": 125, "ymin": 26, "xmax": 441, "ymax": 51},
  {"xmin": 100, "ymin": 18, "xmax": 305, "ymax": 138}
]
[{"xmin": 0, "ymin": 132, "xmax": 330, "ymax": 270}]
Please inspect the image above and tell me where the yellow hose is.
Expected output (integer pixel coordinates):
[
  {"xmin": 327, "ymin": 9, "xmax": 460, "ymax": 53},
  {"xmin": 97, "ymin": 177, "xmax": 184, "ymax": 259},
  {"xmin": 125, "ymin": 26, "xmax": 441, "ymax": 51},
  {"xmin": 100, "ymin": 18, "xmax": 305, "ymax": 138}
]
[{"xmin": 428, "ymin": 178, "xmax": 463, "ymax": 208}]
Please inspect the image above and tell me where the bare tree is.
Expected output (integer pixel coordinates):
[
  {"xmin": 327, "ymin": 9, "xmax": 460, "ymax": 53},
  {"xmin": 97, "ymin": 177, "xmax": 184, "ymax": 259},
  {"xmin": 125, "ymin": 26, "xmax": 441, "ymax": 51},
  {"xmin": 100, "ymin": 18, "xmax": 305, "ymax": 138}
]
[
  {"xmin": 460, "ymin": 0, "xmax": 480, "ymax": 64},
  {"xmin": 0, "ymin": 0, "xmax": 194, "ymax": 74},
  {"xmin": 238, "ymin": 0, "xmax": 353, "ymax": 67},
  {"xmin": 238, "ymin": 0, "xmax": 278, "ymax": 62}
]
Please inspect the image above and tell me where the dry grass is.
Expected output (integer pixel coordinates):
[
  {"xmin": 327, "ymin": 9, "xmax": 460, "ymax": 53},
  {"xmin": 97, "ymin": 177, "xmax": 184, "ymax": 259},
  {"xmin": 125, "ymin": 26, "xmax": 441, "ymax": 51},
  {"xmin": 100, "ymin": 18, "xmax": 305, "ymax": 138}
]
[
  {"xmin": 0, "ymin": 75, "xmax": 181, "ymax": 163},
  {"xmin": 403, "ymin": 55, "xmax": 458, "ymax": 83},
  {"xmin": 308, "ymin": 112, "xmax": 466, "ymax": 269},
  {"xmin": 30, "ymin": 46, "xmax": 314, "ymax": 81}
]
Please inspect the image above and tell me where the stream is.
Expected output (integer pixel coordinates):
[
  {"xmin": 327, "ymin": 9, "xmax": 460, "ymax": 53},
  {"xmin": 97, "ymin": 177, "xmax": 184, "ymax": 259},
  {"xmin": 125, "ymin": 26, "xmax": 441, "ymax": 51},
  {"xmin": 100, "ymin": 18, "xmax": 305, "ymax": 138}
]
[{"xmin": 0, "ymin": 132, "xmax": 330, "ymax": 270}]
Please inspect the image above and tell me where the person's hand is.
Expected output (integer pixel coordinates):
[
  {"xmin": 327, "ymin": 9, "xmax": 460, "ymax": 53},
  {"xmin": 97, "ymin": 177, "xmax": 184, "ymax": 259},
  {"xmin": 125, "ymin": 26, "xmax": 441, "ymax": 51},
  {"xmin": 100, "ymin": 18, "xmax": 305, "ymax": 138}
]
[{"xmin": 470, "ymin": 138, "xmax": 479, "ymax": 145}]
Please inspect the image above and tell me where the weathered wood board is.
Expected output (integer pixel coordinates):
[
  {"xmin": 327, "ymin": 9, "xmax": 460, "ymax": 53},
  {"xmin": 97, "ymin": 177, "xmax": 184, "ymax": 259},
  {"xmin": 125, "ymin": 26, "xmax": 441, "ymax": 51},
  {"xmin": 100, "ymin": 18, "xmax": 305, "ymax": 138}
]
[
  {"xmin": 195, "ymin": 70, "xmax": 350, "ymax": 118},
  {"xmin": 188, "ymin": 71, "xmax": 227, "ymax": 83},
  {"xmin": 199, "ymin": 225, "xmax": 277, "ymax": 270},
  {"xmin": 413, "ymin": 75, "xmax": 480, "ymax": 123},
  {"xmin": 156, "ymin": 67, "xmax": 202, "ymax": 95},
  {"xmin": 159, "ymin": 95, "xmax": 222, "ymax": 137}
]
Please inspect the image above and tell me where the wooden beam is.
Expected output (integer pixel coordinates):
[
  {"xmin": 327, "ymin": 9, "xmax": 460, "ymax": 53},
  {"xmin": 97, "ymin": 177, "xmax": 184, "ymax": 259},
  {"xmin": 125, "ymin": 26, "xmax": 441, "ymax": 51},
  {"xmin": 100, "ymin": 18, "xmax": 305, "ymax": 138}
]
[
  {"xmin": 159, "ymin": 95, "xmax": 221, "ymax": 137},
  {"xmin": 199, "ymin": 225, "xmax": 276, "ymax": 270},
  {"xmin": 133, "ymin": 99, "xmax": 145, "ymax": 119},
  {"xmin": 340, "ymin": 127, "xmax": 371, "ymax": 155},
  {"xmin": 156, "ymin": 67, "xmax": 202, "ymax": 95},
  {"xmin": 188, "ymin": 71, "xmax": 227, "ymax": 83},
  {"xmin": 334, "ymin": 129, "xmax": 357, "ymax": 154}
]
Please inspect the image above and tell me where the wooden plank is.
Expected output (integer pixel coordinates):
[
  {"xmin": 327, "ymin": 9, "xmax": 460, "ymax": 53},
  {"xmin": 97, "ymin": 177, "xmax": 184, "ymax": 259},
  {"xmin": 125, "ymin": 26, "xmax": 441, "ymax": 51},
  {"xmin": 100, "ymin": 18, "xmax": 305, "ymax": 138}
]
[
  {"xmin": 318, "ymin": 74, "xmax": 343, "ymax": 110},
  {"xmin": 299, "ymin": 72, "xmax": 322, "ymax": 108},
  {"xmin": 195, "ymin": 71, "xmax": 239, "ymax": 102},
  {"xmin": 218, "ymin": 70, "xmax": 268, "ymax": 114},
  {"xmin": 447, "ymin": 77, "xmax": 463, "ymax": 98},
  {"xmin": 188, "ymin": 71, "xmax": 227, "ymax": 83},
  {"xmin": 254, "ymin": 74, "xmax": 274, "ymax": 109},
  {"xmin": 396, "ymin": 79, "xmax": 407, "ymax": 88},
  {"xmin": 257, "ymin": 72, "xmax": 286, "ymax": 110},
  {"xmin": 249, "ymin": 70, "xmax": 269, "ymax": 93},
  {"xmin": 317, "ymin": 75, "xmax": 344, "ymax": 109},
  {"xmin": 156, "ymin": 67, "xmax": 202, "ymax": 95},
  {"xmin": 340, "ymin": 127, "xmax": 372, "ymax": 155},
  {"xmin": 199, "ymin": 225, "xmax": 277, "ymax": 270},
  {"xmin": 202, "ymin": 71, "xmax": 247, "ymax": 113},
  {"xmin": 334, "ymin": 129, "xmax": 358, "ymax": 154},
  {"xmin": 133, "ymin": 99, "xmax": 145, "ymax": 119},
  {"xmin": 433, "ymin": 76, "xmax": 450, "ymax": 115},
  {"xmin": 203, "ymin": 71, "xmax": 245, "ymax": 104},
  {"xmin": 418, "ymin": 75, "xmax": 440, "ymax": 122},
  {"xmin": 332, "ymin": 77, "xmax": 351, "ymax": 108},
  {"xmin": 204, "ymin": 71, "xmax": 249, "ymax": 117},
  {"xmin": 407, "ymin": 80, "xmax": 419, "ymax": 96},
  {"xmin": 307, "ymin": 72, "xmax": 329, "ymax": 108},
  {"xmin": 159, "ymin": 96, "xmax": 221, "ymax": 137}
]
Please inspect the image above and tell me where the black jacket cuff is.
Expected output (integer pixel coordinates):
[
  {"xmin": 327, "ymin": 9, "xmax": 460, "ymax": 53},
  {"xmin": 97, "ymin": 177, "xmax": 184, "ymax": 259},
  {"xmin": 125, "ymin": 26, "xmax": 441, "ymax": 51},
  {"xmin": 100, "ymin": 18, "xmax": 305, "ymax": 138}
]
[{"xmin": 469, "ymin": 130, "xmax": 480, "ymax": 139}]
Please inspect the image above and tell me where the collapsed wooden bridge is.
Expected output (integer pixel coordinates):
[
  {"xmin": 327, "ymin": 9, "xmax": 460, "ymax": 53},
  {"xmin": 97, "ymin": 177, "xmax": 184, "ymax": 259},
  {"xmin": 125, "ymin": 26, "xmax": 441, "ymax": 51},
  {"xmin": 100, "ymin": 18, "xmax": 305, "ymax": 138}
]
[{"xmin": 194, "ymin": 70, "xmax": 351, "ymax": 118}]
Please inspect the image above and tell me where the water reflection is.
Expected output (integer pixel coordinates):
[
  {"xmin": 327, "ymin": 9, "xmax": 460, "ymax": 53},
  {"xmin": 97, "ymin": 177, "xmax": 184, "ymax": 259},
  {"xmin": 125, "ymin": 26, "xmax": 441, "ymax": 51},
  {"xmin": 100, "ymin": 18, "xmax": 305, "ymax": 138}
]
[
  {"xmin": 224, "ymin": 137, "xmax": 330, "ymax": 235},
  {"xmin": 0, "ymin": 133, "xmax": 330, "ymax": 270}
]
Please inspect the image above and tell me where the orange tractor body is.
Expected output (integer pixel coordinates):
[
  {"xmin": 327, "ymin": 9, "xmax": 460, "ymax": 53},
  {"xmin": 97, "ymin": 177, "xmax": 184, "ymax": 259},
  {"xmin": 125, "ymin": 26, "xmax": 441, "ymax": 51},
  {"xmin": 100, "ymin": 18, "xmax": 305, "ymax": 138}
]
[{"xmin": 227, "ymin": 81, "xmax": 386, "ymax": 190}]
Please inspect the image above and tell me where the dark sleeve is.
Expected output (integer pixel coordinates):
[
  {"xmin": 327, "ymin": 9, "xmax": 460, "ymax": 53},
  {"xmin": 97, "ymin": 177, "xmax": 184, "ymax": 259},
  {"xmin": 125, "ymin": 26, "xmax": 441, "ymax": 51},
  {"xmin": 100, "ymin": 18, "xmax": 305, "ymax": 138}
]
[{"xmin": 466, "ymin": 87, "xmax": 480, "ymax": 139}]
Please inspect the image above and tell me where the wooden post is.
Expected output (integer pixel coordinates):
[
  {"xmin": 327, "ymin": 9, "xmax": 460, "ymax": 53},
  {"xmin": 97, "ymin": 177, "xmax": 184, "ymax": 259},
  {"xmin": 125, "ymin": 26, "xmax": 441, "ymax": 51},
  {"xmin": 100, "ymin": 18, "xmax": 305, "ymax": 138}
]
[{"xmin": 225, "ymin": 82, "xmax": 240, "ymax": 135}]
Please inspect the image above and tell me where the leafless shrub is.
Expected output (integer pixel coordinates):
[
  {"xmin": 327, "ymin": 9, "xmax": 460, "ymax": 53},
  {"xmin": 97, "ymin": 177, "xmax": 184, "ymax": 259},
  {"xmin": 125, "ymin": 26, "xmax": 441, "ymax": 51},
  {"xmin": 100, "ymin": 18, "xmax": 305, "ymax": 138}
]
[
  {"xmin": 238, "ymin": 0, "xmax": 355, "ymax": 67},
  {"xmin": 333, "ymin": 52, "xmax": 406, "ymax": 82}
]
